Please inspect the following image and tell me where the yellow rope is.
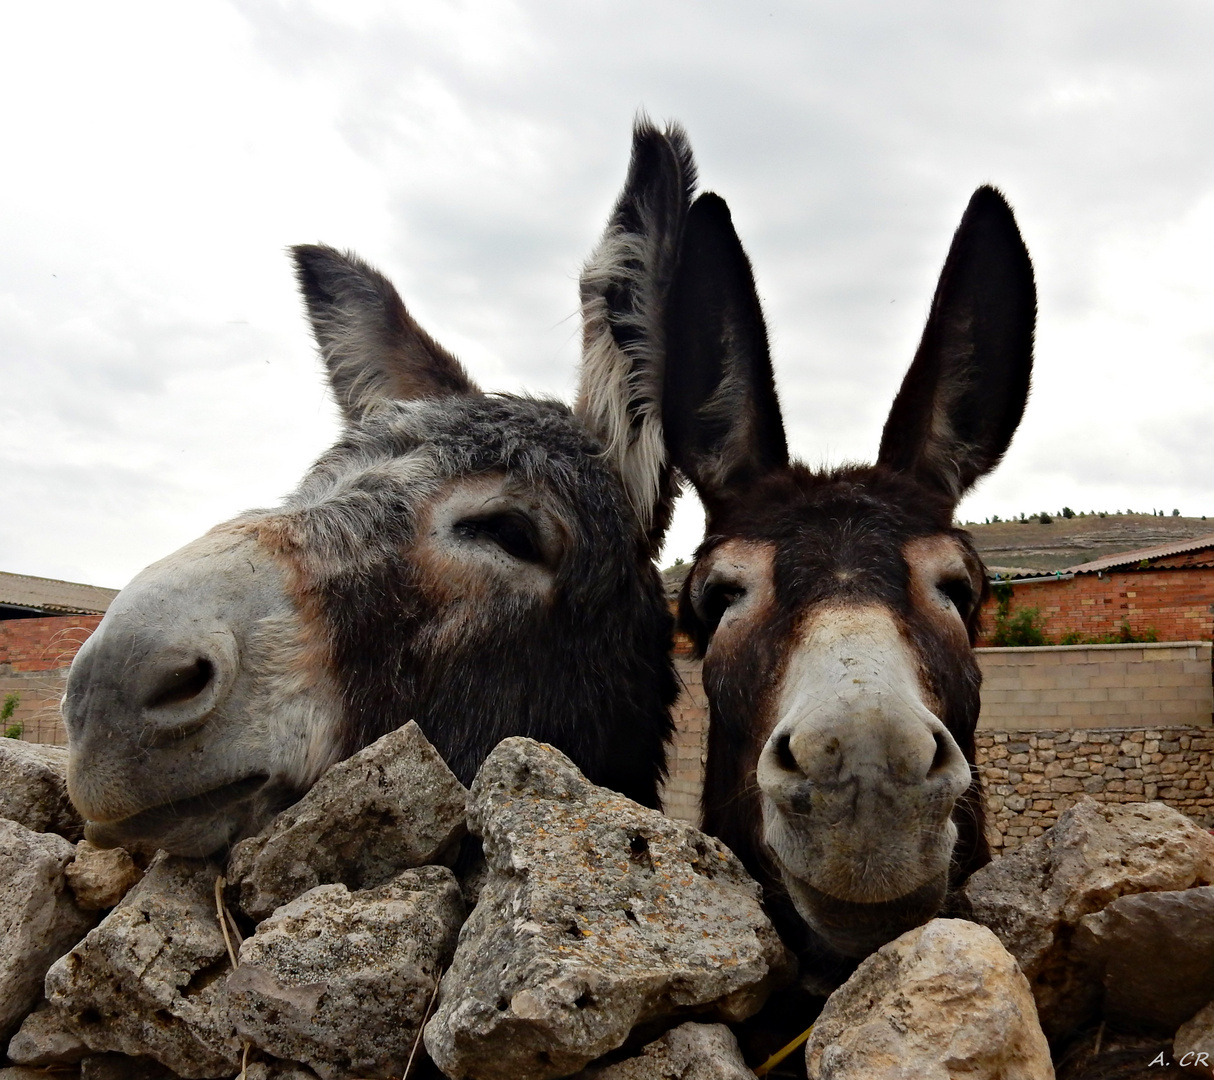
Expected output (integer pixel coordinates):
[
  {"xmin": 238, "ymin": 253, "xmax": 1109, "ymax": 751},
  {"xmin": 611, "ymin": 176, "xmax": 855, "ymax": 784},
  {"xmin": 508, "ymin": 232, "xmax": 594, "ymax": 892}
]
[{"xmin": 753, "ymin": 1023, "xmax": 816, "ymax": 1077}]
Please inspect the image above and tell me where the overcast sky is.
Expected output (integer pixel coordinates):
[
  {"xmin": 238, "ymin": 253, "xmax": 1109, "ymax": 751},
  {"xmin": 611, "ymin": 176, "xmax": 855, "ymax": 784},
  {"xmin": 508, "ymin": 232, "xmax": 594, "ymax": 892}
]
[{"xmin": 3, "ymin": 1, "xmax": 1213, "ymax": 589}]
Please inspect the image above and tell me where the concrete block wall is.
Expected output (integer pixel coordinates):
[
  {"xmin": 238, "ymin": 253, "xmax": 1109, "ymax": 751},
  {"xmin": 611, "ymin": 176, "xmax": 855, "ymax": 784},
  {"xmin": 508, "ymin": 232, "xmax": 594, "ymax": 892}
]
[
  {"xmin": 0, "ymin": 615, "xmax": 101, "ymax": 746},
  {"xmin": 976, "ymin": 641, "xmax": 1213, "ymax": 730}
]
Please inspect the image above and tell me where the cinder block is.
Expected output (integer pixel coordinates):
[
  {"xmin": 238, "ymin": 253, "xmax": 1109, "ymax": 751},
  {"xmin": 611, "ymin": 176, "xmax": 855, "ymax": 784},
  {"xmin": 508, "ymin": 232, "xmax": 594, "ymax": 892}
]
[
  {"xmin": 1074, "ymin": 688, "xmax": 1110, "ymax": 704},
  {"xmin": 1142, "ymin": 686, "xmax": 1180, "ymax": 702}
]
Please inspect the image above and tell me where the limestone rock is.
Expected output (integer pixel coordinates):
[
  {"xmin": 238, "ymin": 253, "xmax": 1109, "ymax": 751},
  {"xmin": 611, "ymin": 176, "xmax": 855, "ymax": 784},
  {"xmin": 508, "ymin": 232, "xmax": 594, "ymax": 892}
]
[
  {"xmin": 228, "ymin": 721, "xmax": 467, "ymax": 920},
  {"xmin": 963, "ymin": 798, "xmax": 1214, "ymax": 1038},
  {"xmin": 45, "ymin": 854, "xmax": 242, "ymax": 1079},
  {"xmin": 66, "ymin": 840, "xmax": 144, "ymax": 910},
  {"xmin": 1176, "ymin": 1001, "xmax": 1214, "ymax": 1077},
  {"xmin": 1074, "ymin": 886, "xmax": 1214, "ymax": 1033},
  {"xmin": 0, "ymin": 819, "xmax": 97, "ymax": 1041},
  {"xmin": 424, "ymin": 738, "xmax": 793, "ymax": 1080},
  {"xmin": 573, "ymin": 1022, "xmax": 754, "ymax": 1079},
  {"xmin": 0, "ymin": 739, "xmax": 83, "ymax": 839},
  {"xmin": 226, "ymin": 864, "xmax": 464, "ymax": 1080},
  {"xmin": 804, "ymin": 919, "xmax": 1053, "ymax": 1080},
  {"xmin": 6, "ymin": 1001, "xmax": 89, "ymax": 1065}
]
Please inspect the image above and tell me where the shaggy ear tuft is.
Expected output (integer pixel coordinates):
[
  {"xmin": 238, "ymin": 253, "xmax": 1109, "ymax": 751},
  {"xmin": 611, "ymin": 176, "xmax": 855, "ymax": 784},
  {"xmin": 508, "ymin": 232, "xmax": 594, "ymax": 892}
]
[
  {"xmin": 575, "ymin": 118, "xmax": 697, "ymax": 553},
  {"xmin": 877, "ymin": 187, "xmax": 1035, "ymax": 504},
  {"xmin": 292, "ymin": 244, "xmax": 478, "ymax": 423},
  {"xmin": 663, "ymin": 192, "xmax": 788, "ymax": 512}
]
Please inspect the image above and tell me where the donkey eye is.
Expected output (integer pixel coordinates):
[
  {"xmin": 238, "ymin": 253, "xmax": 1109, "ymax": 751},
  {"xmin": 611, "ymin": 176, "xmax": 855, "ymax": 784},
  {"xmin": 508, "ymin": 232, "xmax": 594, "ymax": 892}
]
[
  {"xmin": 697, "ymin": 582, "xmax": 746, "ymax": 634},
  {"xmin": 938, "ymin": 578, "xmax": 974, "ymax": 617},
  {"xmin": 455, "ymin": 512, "xmax": 543, "ymax": 563}
]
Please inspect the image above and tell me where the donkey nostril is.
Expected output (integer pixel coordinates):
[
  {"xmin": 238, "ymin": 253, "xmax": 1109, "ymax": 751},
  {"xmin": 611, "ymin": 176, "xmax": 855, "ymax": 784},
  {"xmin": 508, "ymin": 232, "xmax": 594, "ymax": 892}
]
[
  {"xmin": 774, "ymin": 731, "xmax": 799, "ymax": 773},
  {"xmin": 927, "ymin": 729, "xmax": 954, "ymax": 778},
  {"xmin": 144, "ymin": 658, "xmax": 214, "ymax": 710}
]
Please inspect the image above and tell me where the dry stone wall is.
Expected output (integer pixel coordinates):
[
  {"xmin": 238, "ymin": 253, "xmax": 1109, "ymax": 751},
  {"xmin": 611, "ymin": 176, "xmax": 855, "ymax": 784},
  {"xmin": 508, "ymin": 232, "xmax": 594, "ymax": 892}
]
[
  {"xmin": 12, "ymin": 719, "xmax": 1214, "ymax": 1077},
  {"xmin": 974, "ymin": 640, "xmax": 1214, "ymax": 852},
  {"xmin": 977, "ymin": 726, "xmax": 1214, "ymax": 852}
]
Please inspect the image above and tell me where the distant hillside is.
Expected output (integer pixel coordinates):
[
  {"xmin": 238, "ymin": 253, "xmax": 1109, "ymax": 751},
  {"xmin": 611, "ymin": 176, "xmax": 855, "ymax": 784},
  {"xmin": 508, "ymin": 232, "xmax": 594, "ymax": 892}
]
[{"xmin": 963, "ymin": 514, "xmax": 1214, "ymax": 574}]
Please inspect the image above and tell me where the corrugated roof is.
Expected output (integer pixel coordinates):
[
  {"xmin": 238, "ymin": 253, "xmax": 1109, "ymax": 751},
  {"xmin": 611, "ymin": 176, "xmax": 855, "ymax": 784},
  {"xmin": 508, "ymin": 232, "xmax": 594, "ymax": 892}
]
[
  {"xmin": 986, "ymin": 565, "xmax": 1054, "ymax": 581},
  {"xmin": 0, "ymin": 571, "xmax": 119, "ymax": 615},
  {"xmin": 1064, "ymin": 533, "xmax": 1214, "ymax": 576}
]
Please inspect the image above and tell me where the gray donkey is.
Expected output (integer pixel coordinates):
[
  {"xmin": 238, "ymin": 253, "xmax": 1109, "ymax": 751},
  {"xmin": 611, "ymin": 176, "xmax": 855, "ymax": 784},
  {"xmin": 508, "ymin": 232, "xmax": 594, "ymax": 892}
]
[{"xmin": 62, "ymin": 121, "xmax": 696, "ymax": 858}]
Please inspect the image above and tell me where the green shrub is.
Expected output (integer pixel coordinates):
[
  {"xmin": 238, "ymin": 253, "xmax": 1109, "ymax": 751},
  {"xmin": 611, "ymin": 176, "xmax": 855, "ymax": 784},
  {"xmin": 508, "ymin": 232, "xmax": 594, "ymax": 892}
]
[
  {"xmin": 989, "ymin": 584, "xmax": 1050, "ymax": 646},
  {"xmin": 2, "ymin": 693, "xmax": 21, "ymax": 740},
  {"xmin": 1059, "ymin": 622, "xmax": 1158, "ymax": 646}
]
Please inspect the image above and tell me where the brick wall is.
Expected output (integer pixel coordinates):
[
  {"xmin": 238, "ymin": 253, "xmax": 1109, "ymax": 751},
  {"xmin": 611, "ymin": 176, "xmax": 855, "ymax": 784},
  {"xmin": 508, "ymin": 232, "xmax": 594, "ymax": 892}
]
[
  {"xmin": 0, "ymin": 616, "xmax": 101, "ymax": 746},
  {"xmin": 659, "ymin": 635, "xmax": 708, "ymax": 825},
  {"xmin": 978, "ymin": 567, "xmax": 1214, "ymax": 645}
]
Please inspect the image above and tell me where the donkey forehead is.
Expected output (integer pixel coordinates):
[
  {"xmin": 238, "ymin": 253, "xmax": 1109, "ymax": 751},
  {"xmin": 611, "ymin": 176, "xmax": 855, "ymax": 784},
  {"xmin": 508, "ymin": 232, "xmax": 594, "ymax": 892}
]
[
  {"xmin": 296, "ymin": 395, "xmax": 622, "ymax": 511},
  {"xmin": 702, "ymin": 481, "xmax": 977, "ymax": 603}
]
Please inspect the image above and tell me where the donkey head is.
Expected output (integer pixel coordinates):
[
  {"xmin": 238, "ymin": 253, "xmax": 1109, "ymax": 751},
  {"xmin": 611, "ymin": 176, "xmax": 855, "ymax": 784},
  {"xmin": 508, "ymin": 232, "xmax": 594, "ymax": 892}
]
[
  {"xmin": 665, "ymin": 188, "xmax": 1034, "ymax": 980},
  {"xmin": 63, "ymin": 121, "xmax": 696, "ymax": 858}
]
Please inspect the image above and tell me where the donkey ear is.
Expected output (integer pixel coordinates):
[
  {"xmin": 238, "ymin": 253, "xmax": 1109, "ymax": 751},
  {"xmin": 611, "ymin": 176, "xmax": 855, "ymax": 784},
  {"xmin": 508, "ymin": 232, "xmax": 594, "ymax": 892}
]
[
  {"xmin": 292, "ymin": 244, "xmax": 478, "ymax": 423},
  {"xmin": 575, "ymin": 119, "xmax": 697, "ymax": 553},
  {"xmin": 663, "ymin": 192, "xmax": 788, "ymax": 513},
  {"xmin": 876, "ymin": 187, "xmax": 1035, "ymax": 504}
]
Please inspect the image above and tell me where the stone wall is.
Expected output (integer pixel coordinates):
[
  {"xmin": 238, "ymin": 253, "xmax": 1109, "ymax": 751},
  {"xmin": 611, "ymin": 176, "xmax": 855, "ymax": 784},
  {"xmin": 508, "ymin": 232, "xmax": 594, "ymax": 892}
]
[
  {"xmin": 973, "ymin": 643, "xmax": 1214, "ymax": 850},
  {"xmin": 976, "ymin": 726, "xmax": 1214, "ymax": 852}
]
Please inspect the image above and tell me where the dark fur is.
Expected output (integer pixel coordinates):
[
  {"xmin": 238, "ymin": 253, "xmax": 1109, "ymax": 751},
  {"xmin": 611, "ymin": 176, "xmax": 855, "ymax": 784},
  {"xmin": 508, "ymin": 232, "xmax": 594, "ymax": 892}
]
[
  {"xmin": 683, "ymin": 465, "xmax": 990, "ymax": 973},
  {"xmin": 664, "ymin": 186, "xmax": 1035, "ymax": 980},
  {"xmin": 60, "ymin": 121, "xmax": 693, "ymax": 862},
  {"xmin": 273, "ymin": 395, "xmax": 678, "ymax": 802}
]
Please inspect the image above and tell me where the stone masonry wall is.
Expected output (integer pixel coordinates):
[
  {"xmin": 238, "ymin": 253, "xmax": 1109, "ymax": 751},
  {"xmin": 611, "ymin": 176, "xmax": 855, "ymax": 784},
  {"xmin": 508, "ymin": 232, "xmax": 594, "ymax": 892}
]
[
  {"xmin": 976, "ymin": 726, "xmax": 1214, "ymax": 852},
  {"xmin": 0, "ymin": 616, "xmax": 101, "ymax": 746}
]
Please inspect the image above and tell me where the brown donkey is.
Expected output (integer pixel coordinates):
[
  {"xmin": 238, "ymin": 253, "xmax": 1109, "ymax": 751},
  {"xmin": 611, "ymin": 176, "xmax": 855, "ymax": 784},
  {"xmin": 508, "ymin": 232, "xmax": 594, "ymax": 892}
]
[
  {"xmin": 62, "ymin": 121, "xmax": 696, "ymax": 858},
  {"xmin": 664, "ymin": 187, "xmax": 1035, "ymax": 988}
]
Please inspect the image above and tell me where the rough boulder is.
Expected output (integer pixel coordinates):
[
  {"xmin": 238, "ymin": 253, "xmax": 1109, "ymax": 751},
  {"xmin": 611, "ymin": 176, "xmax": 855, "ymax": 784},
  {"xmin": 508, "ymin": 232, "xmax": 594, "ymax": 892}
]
[{"xmin": 424, "ymin": 737, "xmax": 793, "ymax": 1080}]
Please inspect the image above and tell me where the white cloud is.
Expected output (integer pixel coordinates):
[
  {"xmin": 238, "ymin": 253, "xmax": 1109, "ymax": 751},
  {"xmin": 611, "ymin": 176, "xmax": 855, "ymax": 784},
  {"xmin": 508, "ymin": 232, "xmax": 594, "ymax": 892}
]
[{"xmin": 2, "ymin": 0, "xmax": 1213, "ymax": 584}]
